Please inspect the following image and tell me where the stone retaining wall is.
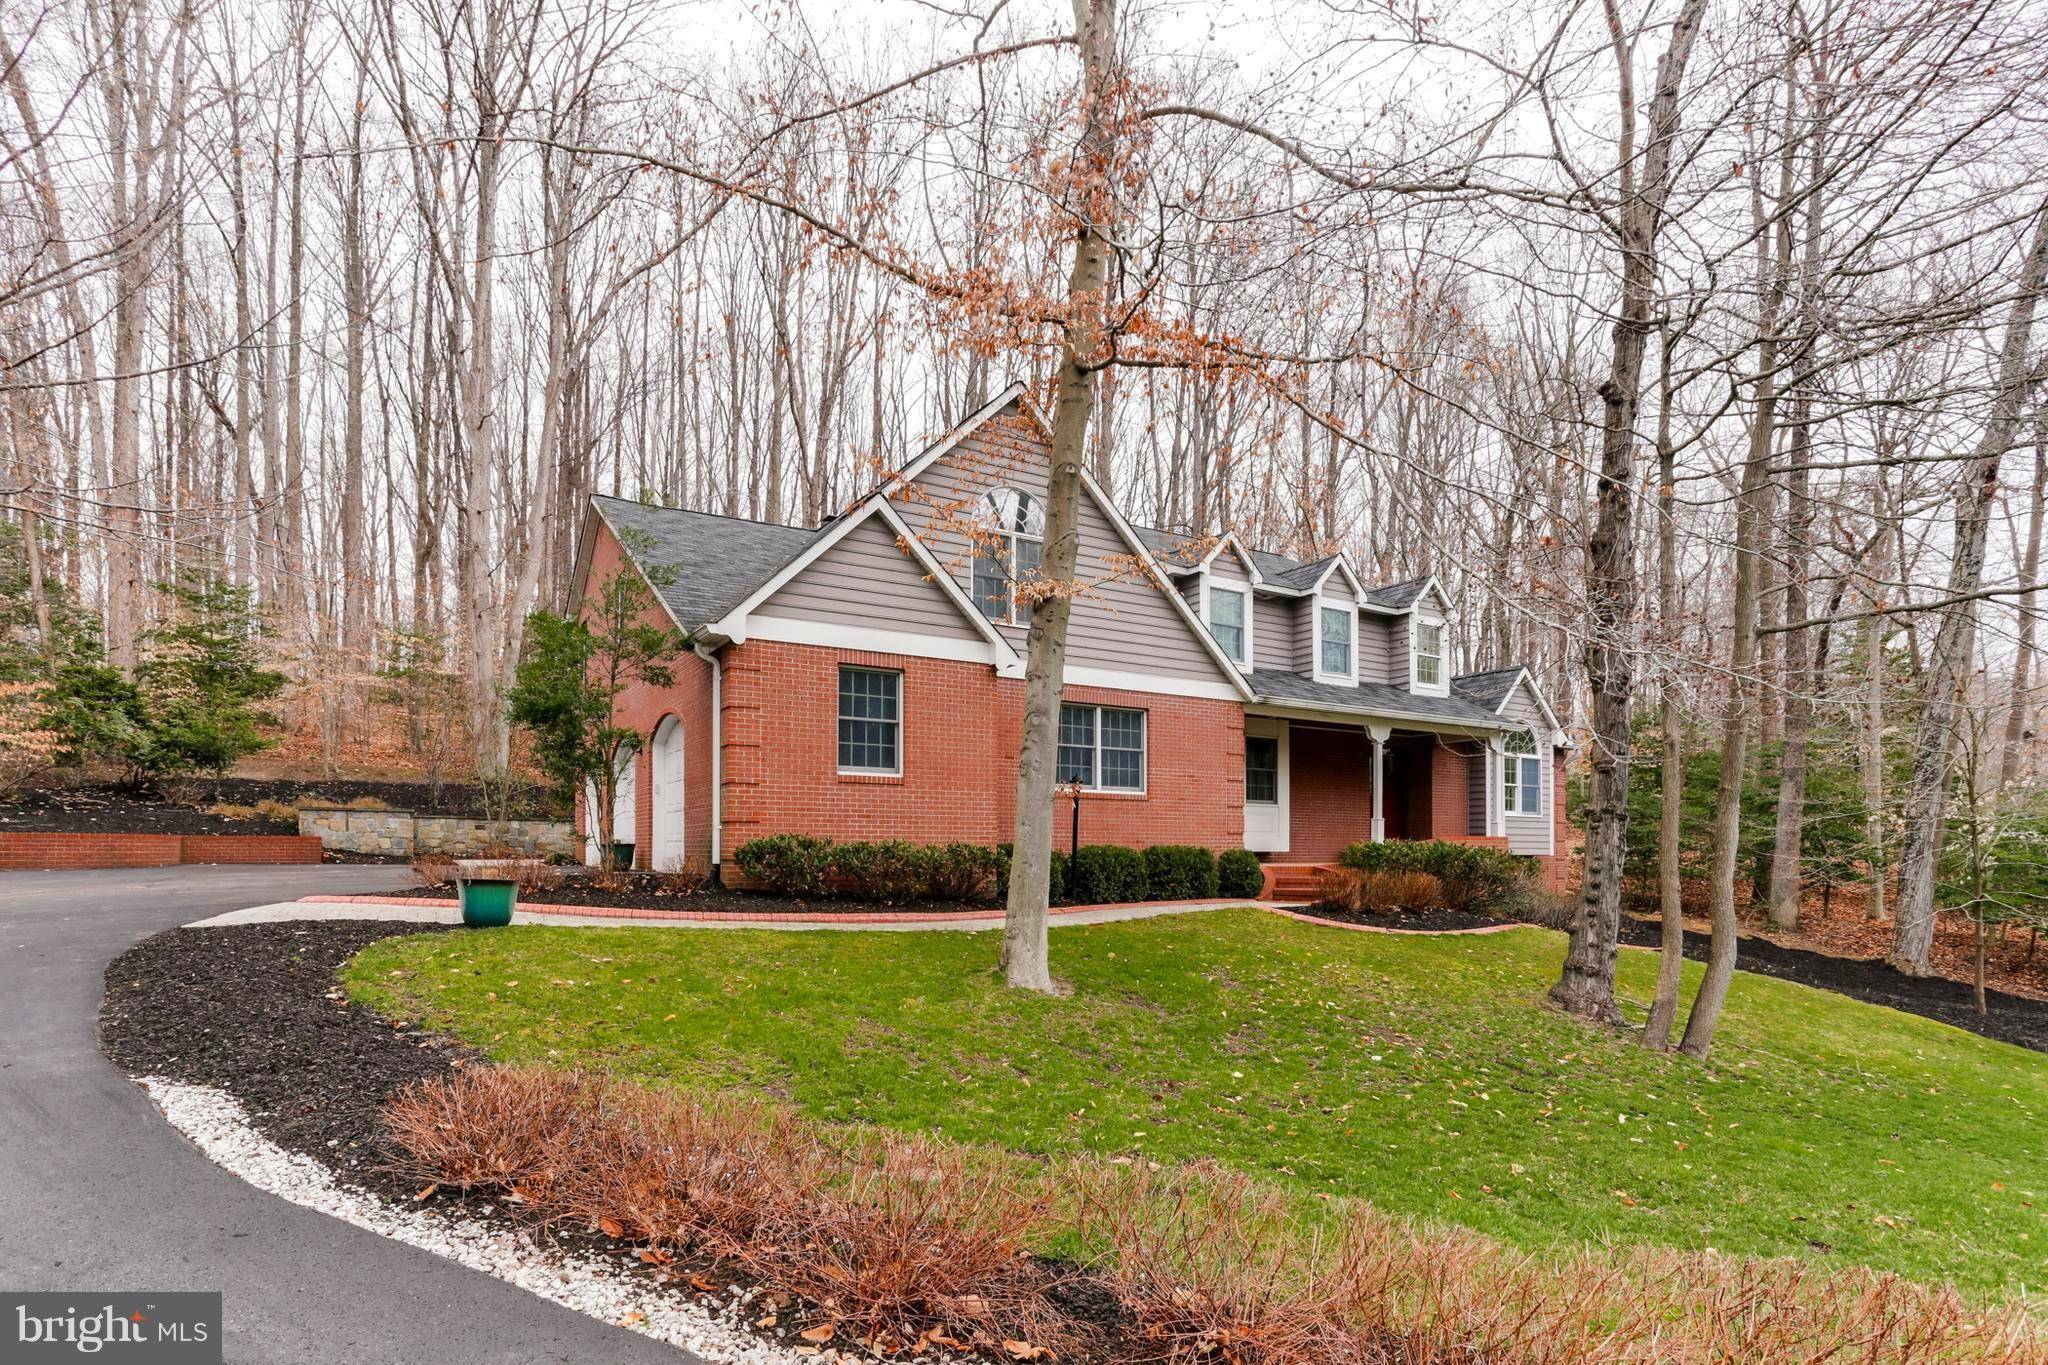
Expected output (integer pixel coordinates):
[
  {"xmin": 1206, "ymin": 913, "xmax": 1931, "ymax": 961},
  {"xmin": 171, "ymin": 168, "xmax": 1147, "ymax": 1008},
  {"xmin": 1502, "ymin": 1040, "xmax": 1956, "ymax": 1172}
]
[
  {"xmin": 0, "ymin": 832, "xmax": 324, "ymax": 869},
  {"xmin": 299, "ymin": 807, "xmax": 577, "ymax": 860}
]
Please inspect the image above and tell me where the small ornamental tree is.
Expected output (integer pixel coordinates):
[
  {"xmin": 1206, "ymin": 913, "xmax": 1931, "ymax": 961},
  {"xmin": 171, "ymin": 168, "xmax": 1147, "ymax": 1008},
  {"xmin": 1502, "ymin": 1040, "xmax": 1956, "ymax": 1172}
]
[
  {"xmin": 132, "ymin": 576, "xmax": 288, "ymax": 784},
  {"xmin": 508, "ymin": 537, "xmax": 688, "ymax": 870}
]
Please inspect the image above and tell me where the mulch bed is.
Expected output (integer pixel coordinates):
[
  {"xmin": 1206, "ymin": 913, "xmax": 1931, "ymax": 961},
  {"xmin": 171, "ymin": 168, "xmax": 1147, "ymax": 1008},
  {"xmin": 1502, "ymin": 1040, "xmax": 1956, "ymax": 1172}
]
[
  {"xmin": 5, "ymin": 777, "xmax": 563, "ymax": 838},
  {"xmin": 97, "ymin": 919, "xmax": 1141, "ymax": 1361},
  {"xmin": 1297, "ymin": 903, "xmax": 1505, "ymax": 933},
  {"xmin": 393, "ymin": 874, "xmax": 1000, "ymax": 917},
  {"xmin": 1618, "ymin": 914, "xmax": 2048, "ymax": 1054}
]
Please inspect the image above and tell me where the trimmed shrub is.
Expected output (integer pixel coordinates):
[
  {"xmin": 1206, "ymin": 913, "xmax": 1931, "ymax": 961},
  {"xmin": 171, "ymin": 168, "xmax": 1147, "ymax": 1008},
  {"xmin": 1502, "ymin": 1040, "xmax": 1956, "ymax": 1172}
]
[
  {"xmin": 995, "ymin": 842, "xmax": 1066, "ymax": 905},
  {"xmin": 733, "ymin": 833, "xmax": 835, "ymax": 898},
  {"xmin": 830, "ymin": 839, "xmax": 925, "ymax": 902},
  {"xmin": 1315, "ymin": 867, "xmax": 1446, "ymax": 915},
  {"xmin": 1338, "ymin": 839, "xmax": 1534, "ymax": 917},
  {"xmin": 1217, "ymin": 848, "xmax": 1265, "ymax": 900},
  {"xmin": 916, "ymin": 842, "xmax": 1002, "ymax": 902},
  {"xmin": 1144, "ymin": 844, "xmax": 1219, "ymax": 900},
  {"xmin": 1066, "ymin": 843, "xmax": 1148, "ymax": 906}
]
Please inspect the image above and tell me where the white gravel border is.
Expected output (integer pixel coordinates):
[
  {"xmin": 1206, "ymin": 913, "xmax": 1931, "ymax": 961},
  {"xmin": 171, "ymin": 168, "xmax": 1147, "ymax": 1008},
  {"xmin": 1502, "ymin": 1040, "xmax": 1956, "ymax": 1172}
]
[{"xmin": 138, "ymin": 1077, "xmax": 838, "ymax": 1363}]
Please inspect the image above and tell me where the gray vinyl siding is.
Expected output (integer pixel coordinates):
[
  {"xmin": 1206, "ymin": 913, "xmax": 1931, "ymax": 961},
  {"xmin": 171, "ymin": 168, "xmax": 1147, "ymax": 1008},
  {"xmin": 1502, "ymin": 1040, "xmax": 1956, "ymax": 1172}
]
[
  {"xmin": 897, "ymin": 404, "xmax": 1235, "ymax": 687},
  {"xmin": 1293, "ymin": 599, "xmax": 1317, "ymax": 674},
  {"xmin": 1212, "ymin": 545, "xmax": 1253, "ymax": 579},
  {"xmin": 755, "ymin": 516, "xmax": 982, "ymax": 641},
  {"xmin": 1178, "ymin": 575, "xmax": 1202, "ymax": 614},
  {"xmin": 1356, "ymin": 616, "xmax": 1397, "ymax": 685},
  {"xmin": 1253, "ymin": 593, "xmax": 1294, "ymax": 673},
  {"xmin": 1389, "ymin": 615, "xmax": 1412, "ymax": 688},
  {"xmin": 1497, "ymin": 676, "xmax": 1554, "ymax": 855}
]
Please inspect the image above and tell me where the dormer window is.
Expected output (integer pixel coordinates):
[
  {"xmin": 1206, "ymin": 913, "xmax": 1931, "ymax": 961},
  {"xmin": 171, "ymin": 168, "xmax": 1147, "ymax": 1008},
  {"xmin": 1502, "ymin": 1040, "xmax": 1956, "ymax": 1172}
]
[
  {"xmin": 1207, "ymin": 582, "xmax": 1248, "ymax": 664},
  {"xmin": 971, "ymin": 488, "xmax": 1043, "ymax": 625},
  {"xmin": 1413, "ymin": 619, "xmax": 1445, "ymax": 690},
  {"xmin": 1316, "ymin": 602, "xmax": 1354, "ymax": 682}
]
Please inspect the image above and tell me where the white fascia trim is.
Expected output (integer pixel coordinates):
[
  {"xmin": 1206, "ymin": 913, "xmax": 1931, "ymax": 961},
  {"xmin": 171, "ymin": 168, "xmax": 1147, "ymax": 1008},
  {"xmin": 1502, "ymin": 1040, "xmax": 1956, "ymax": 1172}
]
[
  {"xmin": 1195, "ymin": 532, "xmax": 1264, "ymax": 584},
  {"xmin": 1064, "ymin": 664, "xmax": 1243, "ymax": 702},
  {"xmin": 1310, "ymin": 596, "xmax": 1356, "ymax": 685},
  {"xmin": 1073, "ymin": 464, "xmax": 1255, "ymax": 700},
  {"xmin": 1491, "ymin": 669, "xmax": 1568, "ymax": 741},
  {"xmin": 880, "ymin": 381, "xmax": 1031, "ymax": 494},
  {"xmin": 743, "ymin": 615, "xmax": 1010, "ymax": 666},
  {"xmin": 588, "ymin": 498, "xmax": 699, "ymax": 639},
  {"xmin": 1243, "ymin": 699, "xmax": 1509, "ymax": 736},
  {"xmin": 1309, "ymin": 553, "xmax": 1369, "ymax": 601},
  {"xmin": 709, "ymin": 496, "xmax": 1020, "ymax": 668},
  {"xmin": 1199, "ymin": 575, "xmax": 1255, "ymax": 674}
]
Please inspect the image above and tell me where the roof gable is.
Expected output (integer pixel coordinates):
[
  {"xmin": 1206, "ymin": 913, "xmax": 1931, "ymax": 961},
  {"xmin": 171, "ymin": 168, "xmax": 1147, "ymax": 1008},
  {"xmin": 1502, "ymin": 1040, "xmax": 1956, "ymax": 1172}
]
[{"xmin": 588, "ymin": 495, "xmax": 817, "ymax": 630}]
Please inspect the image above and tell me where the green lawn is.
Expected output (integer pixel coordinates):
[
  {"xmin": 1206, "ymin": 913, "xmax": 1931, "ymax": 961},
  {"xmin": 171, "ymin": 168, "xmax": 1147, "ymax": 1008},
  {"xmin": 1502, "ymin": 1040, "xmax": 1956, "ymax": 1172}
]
[{"xmin": 344, "ymin": 908, "xmax": 2047, "ymax": 1295}]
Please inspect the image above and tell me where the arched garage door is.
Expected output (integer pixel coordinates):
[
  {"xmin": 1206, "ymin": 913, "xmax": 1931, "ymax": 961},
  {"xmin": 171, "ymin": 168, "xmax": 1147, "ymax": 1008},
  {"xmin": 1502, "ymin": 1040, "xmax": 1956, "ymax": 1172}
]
[{"xmin": 650, "ymin": 716, "xmax": 686, "ymax": 870}]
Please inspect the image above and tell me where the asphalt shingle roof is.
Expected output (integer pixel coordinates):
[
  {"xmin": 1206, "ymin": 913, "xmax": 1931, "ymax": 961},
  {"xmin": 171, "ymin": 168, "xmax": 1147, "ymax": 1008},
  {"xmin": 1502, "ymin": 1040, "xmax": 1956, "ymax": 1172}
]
[
  {"xmin": 1250, "ymin": 670, "xmax": 1508, "ymax": 727},
  {"xmin": 1450, "ymin": 665, "xmax": 1526, "ymax": 713},
  {"xmin": 1364, "ymin": 576, "xmax": 1433, "ymax": 611},
  {"xmin": 1129, "ymin": 524, "xmax": 1207, "ymax": 569},
  {"xmin": 592, "ymin": 495, "xmax": 819, "ymax": 629}
]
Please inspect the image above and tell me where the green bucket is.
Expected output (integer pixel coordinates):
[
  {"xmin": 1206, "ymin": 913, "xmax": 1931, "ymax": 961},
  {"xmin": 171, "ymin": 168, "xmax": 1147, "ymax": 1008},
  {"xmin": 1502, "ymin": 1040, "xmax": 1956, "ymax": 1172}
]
[{"xmin": 457, "ymin": 877, "xmax": 517, "ymax": 927}]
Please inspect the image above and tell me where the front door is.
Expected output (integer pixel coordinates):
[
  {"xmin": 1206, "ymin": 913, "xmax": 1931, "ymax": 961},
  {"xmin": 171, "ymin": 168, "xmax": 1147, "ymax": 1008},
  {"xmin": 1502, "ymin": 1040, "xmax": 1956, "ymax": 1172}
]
[{"xmin": 1244, "ymin": 717, "xmax": 1289, "ymax": 852}]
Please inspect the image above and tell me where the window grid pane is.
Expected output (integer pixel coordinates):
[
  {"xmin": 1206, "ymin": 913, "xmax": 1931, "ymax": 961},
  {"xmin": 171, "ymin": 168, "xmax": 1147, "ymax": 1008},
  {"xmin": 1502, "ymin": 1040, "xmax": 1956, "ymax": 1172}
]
[
  {"xmin": 838, "ymin": 668, "xmax": 900, "ymax": 772},
  {"xmin": 1057, "ymin": 704, "xmax": 1095, "ymax": 786},
  {"xmin": 1520, "ymin": 757, "xmax": 1541, "ymax": 816},
  {"xmin": 1099, "ymin": 708, "xmax": 1145, "ymax": 791},
  {"xmin": 1246, "ymin": 736, "xmax": 1278, "ymax": 803},
  {"xmin": 972, "ymin": 548, "xmax": 1008, "ymax": 621},
  {"xmin": 1014, "ymin": 536, "xmax": 1042, "ymax": 627},
  {"xmin": 1211, "ymin": 589, "xmax": 1246, "ymax": 662},
  {"xmin": 1320, "ymin": 606, "xmax": 1351, "ymax": 675}
]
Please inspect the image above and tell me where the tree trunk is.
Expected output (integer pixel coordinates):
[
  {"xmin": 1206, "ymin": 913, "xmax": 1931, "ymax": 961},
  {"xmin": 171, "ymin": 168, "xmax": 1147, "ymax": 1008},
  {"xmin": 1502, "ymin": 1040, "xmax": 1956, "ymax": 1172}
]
[
  {"xmin": 1994, "ymin": 431, "xmax": 2044, "ymax": 790},
  {"xmin": 1552, "ymin": 0, "xmax": 1708, "ymax": 1025},
  {"xmin": 1001, "ymin": 0, "xmax": 1119, "ymax": 995},
  {"xmin": 1644, "ymin": 329, "xmax": 1686, "ymax": 1049},
  {"xmin": 1890, "ymin": 204, "xmax": 2048, "ymax": 974}
]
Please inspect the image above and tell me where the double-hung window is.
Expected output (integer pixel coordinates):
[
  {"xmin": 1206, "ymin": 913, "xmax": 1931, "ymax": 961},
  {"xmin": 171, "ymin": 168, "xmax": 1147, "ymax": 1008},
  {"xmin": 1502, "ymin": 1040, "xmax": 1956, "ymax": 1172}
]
[
  {"xmin": 1318, "ymin": 604, "xmax": 1353, "ymax": 679},
  {"xmin": 838, "ymin": 667, "xmax": 901, "ymax": 774},
  {"xmin": 1056, "ymin": 703, "xmax": 1146, "ymax": 792},
  {"xmin": 971, "ymin": 488, "xmax": 1044, "ymax": 626},
  {"xmin": 1245, "ymin": 735, "xmax": 1279, "ymax": 804},
  {"xmin": 1502, "ymin": 730, "xmax": 1542, "ymax": 816},
  {"xmin": 1209, "ymin": 584, "xmax": 1248, "ymax": 663},
  {"xmin": 1414, "ymin": 620, "xmax": 1445, "ymax": 689}
]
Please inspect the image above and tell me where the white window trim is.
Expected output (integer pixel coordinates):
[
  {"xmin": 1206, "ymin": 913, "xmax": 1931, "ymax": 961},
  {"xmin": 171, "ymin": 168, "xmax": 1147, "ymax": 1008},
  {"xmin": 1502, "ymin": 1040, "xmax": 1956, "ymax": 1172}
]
[
  {"xmin": 836, "ymin": 665, "xmax": 903, "ymax": 776},
  {"xmin": 1502, "ymin": 732, "xmax": 1543, "ymax": 818},
  {"xmin": 1200, "ymin": 575, "xmax": 1255, "ymax": 671},
  {"xmin": 1057, "ymin": 702, "xmax": 1148, "ymax": 794},
  {"xmin": 1410, "ymin": 614, "xmax": 1449, "ymax": 696},
  {"xmin": 1243, "ymin": 716, "xmax": 1290, "ymax": 852},
  {"xmin": 1312, "ymin": 597, "xmax": 1356, "ymax": 684}
]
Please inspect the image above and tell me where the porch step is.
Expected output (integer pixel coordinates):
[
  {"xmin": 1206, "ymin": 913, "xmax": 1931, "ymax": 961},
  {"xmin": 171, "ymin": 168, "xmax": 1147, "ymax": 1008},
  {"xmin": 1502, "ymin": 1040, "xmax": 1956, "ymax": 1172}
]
[{"xmin": 1259, "ymin": 862, "xmax": 1338, "ymax": 902}]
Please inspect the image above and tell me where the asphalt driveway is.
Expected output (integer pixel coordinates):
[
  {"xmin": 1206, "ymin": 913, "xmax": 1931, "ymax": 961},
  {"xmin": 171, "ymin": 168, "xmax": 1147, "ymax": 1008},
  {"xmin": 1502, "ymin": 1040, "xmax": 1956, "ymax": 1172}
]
[{"xmin": 0, "ymin": 864, "xmax": 696, "ymax": 1364}]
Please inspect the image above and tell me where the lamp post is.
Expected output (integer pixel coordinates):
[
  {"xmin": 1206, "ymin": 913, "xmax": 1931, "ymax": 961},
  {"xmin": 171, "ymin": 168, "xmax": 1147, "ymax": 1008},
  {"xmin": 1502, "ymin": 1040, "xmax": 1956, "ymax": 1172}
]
[{"xmin": 1065, "ymin": 779, "xmax": 1083, "ymax": 856}]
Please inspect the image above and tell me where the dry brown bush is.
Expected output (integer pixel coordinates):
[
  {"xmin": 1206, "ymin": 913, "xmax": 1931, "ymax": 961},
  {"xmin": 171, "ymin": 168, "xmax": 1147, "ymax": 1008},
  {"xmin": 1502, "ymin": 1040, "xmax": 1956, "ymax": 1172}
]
[
  {"xmin": 410, "ymin": 852, "xmax": 456, "ymax": 887},
  {"xmin": 384, "ymin": 1069, "xmax": 1074, "ymax": 1356},
  {"xmin": 1314, "ymin": 868, "xmax": 1448, "ymax": 916},
  {"xmin": 384, "ymin": 1067, "xmax": 2046, "ymax": 1365},
  {"xmin": 207, "ymin": 803, "xmax": 262, "ymax": 821},
  {"xmin": 253, "ymin": 798, "xmax": 301, "ymax": 822}
]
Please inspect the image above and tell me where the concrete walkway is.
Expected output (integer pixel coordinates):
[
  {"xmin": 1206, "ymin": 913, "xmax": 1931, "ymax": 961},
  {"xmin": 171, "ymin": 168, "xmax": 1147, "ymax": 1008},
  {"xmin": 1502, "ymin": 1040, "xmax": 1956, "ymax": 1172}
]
[
  {"xmin": 187, "ymin": 895, "xmax": 1267, "ymax": 931},
  {"xmin": 187, "ymin": 894, "xmax": 1527, "ymax": 936}
]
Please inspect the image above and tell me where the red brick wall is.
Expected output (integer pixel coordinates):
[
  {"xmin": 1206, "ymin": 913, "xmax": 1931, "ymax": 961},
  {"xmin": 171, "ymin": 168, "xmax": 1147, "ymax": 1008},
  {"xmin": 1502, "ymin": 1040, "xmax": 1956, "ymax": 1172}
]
[
  {"xmin": 575, "ymin": 523, "xmax": 717, "ymax": 869},
  {"xmin": 0, "ymin": 833, "xmax": 323, "ymax": 870},
  {"xmin": 1546, "ymin": 751, "xmax": 1577, "ymax": 892},
  {"xmin": 714, "ymin": 639, "xmax": 1244, "ymax": 853},
  {"xmin": 1287, "ymin": 724, "xmax": 1373, "ymax": 862}
]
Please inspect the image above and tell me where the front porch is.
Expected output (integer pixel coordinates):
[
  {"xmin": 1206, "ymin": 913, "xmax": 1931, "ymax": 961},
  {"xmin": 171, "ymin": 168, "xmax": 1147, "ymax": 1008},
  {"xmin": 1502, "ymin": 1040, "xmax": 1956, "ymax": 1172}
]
[{"xmin": 1244, "ymin": 715, "xmax": 1512, "ymax": 898}]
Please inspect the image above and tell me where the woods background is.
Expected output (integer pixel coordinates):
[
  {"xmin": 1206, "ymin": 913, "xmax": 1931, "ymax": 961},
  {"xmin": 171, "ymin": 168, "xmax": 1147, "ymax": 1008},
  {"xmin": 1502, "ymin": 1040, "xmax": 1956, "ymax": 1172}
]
[{"xmin": 5, "ymin": 0, "xmax": 2047, "ymax": 974}]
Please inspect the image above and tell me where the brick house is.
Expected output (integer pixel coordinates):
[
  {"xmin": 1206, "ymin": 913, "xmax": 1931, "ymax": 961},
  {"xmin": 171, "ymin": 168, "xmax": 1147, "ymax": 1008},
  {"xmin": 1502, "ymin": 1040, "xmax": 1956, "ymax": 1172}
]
[{"xmin": 568, "ymin": 383, "xmax": 1572, "ymax": 890}]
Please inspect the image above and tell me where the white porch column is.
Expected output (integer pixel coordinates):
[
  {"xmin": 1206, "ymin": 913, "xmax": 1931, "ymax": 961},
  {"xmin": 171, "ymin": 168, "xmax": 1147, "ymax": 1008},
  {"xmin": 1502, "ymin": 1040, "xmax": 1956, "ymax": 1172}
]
[
  {"xmin": 1487, "ymin": 736, "xmax": 1507, "ymax": 837},
  {"xmin": 1367, "ymin": 724, "xmax": 1391, "ymax": 843}
]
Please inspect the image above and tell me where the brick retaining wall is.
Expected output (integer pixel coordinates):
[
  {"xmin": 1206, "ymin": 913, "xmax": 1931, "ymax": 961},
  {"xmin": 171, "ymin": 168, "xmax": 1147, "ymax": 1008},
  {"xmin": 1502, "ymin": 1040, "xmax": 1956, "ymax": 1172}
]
[{"xmin": 0, "ymin": 832, "xmax": 324, "ymax": 870}]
